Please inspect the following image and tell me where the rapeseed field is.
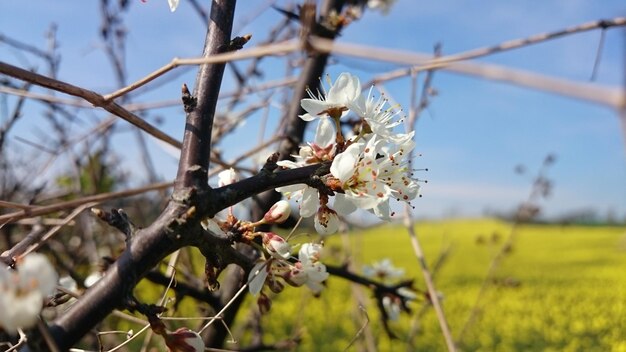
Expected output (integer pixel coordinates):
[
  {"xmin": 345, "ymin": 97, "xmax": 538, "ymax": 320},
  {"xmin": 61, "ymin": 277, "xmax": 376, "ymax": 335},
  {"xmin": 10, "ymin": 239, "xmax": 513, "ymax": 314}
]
[{"xmin": 245, "ymin": 219, "xmax": 626, "ymax": 351}]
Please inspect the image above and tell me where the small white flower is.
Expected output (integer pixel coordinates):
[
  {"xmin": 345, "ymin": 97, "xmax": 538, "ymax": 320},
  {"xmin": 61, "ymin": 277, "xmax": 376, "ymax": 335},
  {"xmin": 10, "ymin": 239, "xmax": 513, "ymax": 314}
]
[
  {"xmin": 300, "ymin": 72, "xmax": 361, "ymax": 121},
  {"xmin": 363, "ymin": 259, "xmax": 404, "ymax": 282},
  {"xmin": 299, "ymin": 243, "xmax": 323, "ymax": 264},
  {"xmin": 17, "ymin": 253, "xmax": 58, "ymax": 296},
  {"xmin": 0, "ymin": 253, "xmax": 59, "ymax": 333},
  {"xmin": 286, "ymin": 243, "xmax": 329, "ymax": 293},
  {"xmin": 382, "ymin": 295, "xmax": 401, "ymax": 320},
  {"xmin": 217, "ymin": 168, "xmax": 239, "ymax": 187},
  {"xmin": 330, "ymin": 133, "xmax": 419, "ymax": 219}
]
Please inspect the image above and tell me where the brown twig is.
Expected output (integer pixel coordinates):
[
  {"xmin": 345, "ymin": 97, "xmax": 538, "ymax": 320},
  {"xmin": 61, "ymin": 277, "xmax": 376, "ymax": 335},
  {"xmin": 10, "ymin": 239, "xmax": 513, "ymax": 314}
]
[
  {"xmin": 102, "ymin": 41, "xmax": 300, "ymax": 102},
  {"xmin": 0, "ymin": 181, "xmax": 173, "ymax": 225},
  {"xmin": 0, "ymin": 61, "xmax": 182, "ymax": 148}
]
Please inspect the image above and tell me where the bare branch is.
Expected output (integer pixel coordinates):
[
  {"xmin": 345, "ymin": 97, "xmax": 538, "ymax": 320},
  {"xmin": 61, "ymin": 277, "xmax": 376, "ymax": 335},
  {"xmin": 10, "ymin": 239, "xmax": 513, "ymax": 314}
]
[
  {"xmin": 0, "ymin": 181, "xmax": 172, "ymax": 225},
  {"xmin": 309, "ymin": 37, "xmax": 625, "ymax": 109},
  {"xmin": 174, "ymin": 0, "xmax": 237, "ymax": 190},
  {"xmin": 0, "ymin": 61, "xmax": 182, "ymax": 148}
]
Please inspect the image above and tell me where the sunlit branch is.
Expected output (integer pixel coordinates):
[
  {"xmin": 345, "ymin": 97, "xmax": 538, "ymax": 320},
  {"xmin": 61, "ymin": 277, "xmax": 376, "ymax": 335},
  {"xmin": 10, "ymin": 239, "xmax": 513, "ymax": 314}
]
[
  {"xmin": 0, "ymin": 61, "xmax": 182, "ymax": 148},
  {"xmin": 0, "ymin": 181, "xmax": 173, "ymax": 225},
  {"xmin": 309, "ymin": 37, "xmax": 625, "ymax": 109}
]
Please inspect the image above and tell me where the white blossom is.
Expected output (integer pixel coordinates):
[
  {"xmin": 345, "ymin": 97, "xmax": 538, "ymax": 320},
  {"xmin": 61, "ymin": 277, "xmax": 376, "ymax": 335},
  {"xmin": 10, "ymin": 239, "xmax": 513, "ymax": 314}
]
[
  {"xmin": 363, "ymin": 258, "xmax": 404, "ymax": 282},
  {"xmin": 300, "ymin": 72, "xmax": 361, "ymax": 121},
  {"xmin": 0, "ymin": 253, "xmax": 59, "ymax": 333},
  {"xmin": 382, "ymin": 295, "xmax": 401, "ymax": 320},
  {"xmin": 286, "ymin": 243, "xmax": 329, "ymax": 293}
]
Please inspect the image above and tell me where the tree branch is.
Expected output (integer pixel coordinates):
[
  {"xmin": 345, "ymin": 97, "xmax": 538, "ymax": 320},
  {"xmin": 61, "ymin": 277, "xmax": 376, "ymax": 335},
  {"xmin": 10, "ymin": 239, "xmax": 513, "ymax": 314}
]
[
  {"xmin": 175, "ymin": 0, "xmax": 237, "ymax": 190},
  {"xmin": 0, "ymin": 61, "xmax": 182, "ymax": 148}
]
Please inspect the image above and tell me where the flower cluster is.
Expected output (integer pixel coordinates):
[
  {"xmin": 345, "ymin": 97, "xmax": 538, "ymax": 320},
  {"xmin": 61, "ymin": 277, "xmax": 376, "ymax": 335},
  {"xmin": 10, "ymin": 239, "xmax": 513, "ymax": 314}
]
[
  {"xmin": 0, "ymin": 253, "xmax": 59, "ymax": 333},
  {"xmin": 200, "ymin": 193, "xmax": 330, "ymax": 301},
  {"xmin": 277, "ymin": 72, "xmax": 421, "ymax": 234},
  {"xmin": 249, "ymin": 240, "xmax": 328, "ymax": 297}
]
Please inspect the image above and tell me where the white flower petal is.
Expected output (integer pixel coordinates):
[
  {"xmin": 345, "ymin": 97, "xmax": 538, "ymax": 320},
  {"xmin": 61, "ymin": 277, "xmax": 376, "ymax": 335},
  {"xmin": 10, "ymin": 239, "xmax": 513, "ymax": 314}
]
[
  {"xmin": 275, "ymin": 183, "xmax": 306, "ymax": 194},
  {"xmin": 327, "ymin": 73, "xmax": 360, "ymax": 106},
  {"xmin": 330, "ymin": 143, "xmax": 361, "ymax": 183},
  {"xmin": 301, "ymin": 99, "xmax": 327, "ymax": 117},
  {"xmin": 248, "ymin": 262, "xmax": 268, "ymax": 296},
  {"xmin": 0, "ymin": 290, "xmax": 43, "ymax": 333},
  {"xmin": 314, "ymin": 117, "xmax": 335, "ymax": 147},
  {"xmin": 333, "ymin": 193, "xmax": 357, "ymax": 215},
  {"xmin": 314, "ymin": 207, "xmax": 339, "ymax": 235},
  {"xmin": 18, "ymin": 253, "xmax": 58, "ymax": 296},
  {"xmin": 299, "ymin": 188, "xmax": 319, "ymax": 218},
  {"xmin": 168, "ymin": 0, "xmax": 179, "ymax": 12}
]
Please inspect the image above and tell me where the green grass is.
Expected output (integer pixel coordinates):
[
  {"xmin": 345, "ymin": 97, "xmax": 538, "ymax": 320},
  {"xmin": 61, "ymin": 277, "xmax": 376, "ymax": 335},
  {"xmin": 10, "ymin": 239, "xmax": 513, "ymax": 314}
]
[{"xmin": 235, "ymin": 219, "xmax": 626, "ymax": 351}]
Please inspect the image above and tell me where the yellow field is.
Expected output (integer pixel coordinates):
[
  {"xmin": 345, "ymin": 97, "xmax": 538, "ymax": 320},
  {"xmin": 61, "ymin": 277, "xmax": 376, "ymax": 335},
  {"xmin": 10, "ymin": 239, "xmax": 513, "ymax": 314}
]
[{"xmin": 243, "ymin": 219, "xmax": 626, "ymax": 351}]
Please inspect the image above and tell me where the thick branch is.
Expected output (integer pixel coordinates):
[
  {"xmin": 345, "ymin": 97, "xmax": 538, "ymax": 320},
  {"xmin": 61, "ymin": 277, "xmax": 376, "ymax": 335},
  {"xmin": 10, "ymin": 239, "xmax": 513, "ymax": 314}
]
[
  {"xmin": 47, "ymin": 202, "xmax": 185, "ymax": 350},
  {"xmin": 175, "ymin": 0, "xmax": 237, "ymax": 190}
]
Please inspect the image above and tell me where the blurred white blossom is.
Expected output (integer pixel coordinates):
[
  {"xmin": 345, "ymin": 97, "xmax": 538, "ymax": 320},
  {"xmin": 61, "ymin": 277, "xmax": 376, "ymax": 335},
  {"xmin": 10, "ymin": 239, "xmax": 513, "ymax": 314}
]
[
  {"xmin": 0, "ymin": 253, "xmax": 59, "ymax": 333},
  {"xmin": 363, "ymin": 258, "xmax": 404, "ymax": 282}
]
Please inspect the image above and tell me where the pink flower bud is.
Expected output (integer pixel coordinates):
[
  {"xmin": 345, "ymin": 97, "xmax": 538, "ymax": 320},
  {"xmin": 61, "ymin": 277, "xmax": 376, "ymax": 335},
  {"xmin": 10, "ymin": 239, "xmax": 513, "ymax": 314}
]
[
  {"xmin": 165, "ymin": 328, "xmax": 205, "ymax": 352},
  {"xmin": 262, "ymin": 232, "xmax": 291, "ymax": 259},
  {"xmin": 263, "ymin": 200, "xmax": 291, "ymax": 224}
]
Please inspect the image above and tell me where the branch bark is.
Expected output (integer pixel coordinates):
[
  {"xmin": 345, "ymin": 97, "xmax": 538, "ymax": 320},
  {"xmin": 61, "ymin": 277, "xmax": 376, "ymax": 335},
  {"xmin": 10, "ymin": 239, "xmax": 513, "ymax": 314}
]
[{"xmin": 175, "ymin": 0, "xmax": 236, "ymax": 190}]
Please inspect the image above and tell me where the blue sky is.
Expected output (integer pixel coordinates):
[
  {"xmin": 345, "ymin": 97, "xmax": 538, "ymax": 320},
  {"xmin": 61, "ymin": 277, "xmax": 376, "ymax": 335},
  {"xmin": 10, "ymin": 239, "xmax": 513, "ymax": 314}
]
[{"xmin": 1, "ymin": 1, "xmax": 625, "ymax": 220}]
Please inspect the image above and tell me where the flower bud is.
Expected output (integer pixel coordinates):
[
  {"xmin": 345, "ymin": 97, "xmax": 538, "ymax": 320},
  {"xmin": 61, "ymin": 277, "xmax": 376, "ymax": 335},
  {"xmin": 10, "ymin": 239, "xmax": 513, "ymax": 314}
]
[
  {"xmin": 262, "ymin": 232, "xmax": 291, "ymax": 259},
  {"xmin": 267, "ymin": 277, "xmax": 285, "ymax": 294},
  {"xmin": 263, "ymin": 200, "xmax": 291, "ymax": 224}
]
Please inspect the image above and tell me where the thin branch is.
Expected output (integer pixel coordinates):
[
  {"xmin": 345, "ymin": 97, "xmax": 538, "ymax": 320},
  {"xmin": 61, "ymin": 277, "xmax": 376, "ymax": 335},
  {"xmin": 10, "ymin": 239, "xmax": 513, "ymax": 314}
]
[
  {"xmin": 309, "ymin": 37, "xmax": 625, "ymax": 109},
  {"xmin": 0, "ymin": 33, "xmax": 53, "ymax": 61},
  {"xmin": 16, "ymin": 202, "xmax": 96, "ymax": 259},
  {"xmin": 589, "ymin": 29, "xmax": 606, "ymax": 81},
  {"xmin": 0, "ymin": 181, "xmax": 173, "ymax": 225},
  {"xmin": 400, "ymin": 53, "xmax": 456, "ymax": 351},
  {"xmin": 103, "ymin": 40, "xmax": 300, "ymax": 102},
  {"xmin": 402, "ymin": 217, "xmax": 456, "ymax": 351},
  {"xmin": 408, "ymin": 17, "xmax": 625, "ymax": 68},
  {"xmin": 0, "ymin": 61, "xmax": 182, "ymax": 148}
]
